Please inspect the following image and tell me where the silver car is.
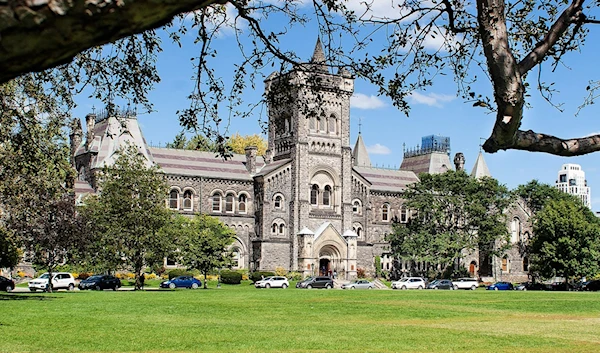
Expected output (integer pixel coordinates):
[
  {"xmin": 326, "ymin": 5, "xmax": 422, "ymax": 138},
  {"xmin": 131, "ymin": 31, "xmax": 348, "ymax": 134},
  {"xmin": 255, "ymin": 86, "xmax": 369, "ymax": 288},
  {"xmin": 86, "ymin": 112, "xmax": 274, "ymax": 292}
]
[{"xmin": 341, "ymin": 279, "xmax": 374, "ymax": 289}]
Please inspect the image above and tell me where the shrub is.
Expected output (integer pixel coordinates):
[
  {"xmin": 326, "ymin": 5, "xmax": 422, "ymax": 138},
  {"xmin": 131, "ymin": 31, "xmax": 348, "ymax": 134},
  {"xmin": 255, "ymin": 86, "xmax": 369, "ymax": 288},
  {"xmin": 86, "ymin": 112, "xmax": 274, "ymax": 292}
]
[
  {"xmin": 249, "ymin": 271, "xmax": 275, "ymax": 283},
  {"xmin": 374, "ymin": 256, "xmax": 382, "ymax": 277},
  {"xmin": 287, "ymin": 272, "xmax": 303, "ymax": 281},
  {"xmin": 221, "ymin": 271, "xmax": 242, "ymax": 284},
  {"xmin": 356, "ymin": 267, "xmax": 366, "ymax": 279},
  {"xmin": 16, "ymin": 270, "xmax": 26, "ymax": 278},
  {"xmin": 77, "ymin": 272, "xmax": 92, "ymax": 280},
  {"xmin": 168, "ymin": 269, "xmax": 194, "ymax": 279},
  {"xmin": 275, "ymin": 266, "xmax": 287, "ymax": 276},
  {"xmin": 146, "ymin": 273, "xmax": 157, "ymax": 280}
]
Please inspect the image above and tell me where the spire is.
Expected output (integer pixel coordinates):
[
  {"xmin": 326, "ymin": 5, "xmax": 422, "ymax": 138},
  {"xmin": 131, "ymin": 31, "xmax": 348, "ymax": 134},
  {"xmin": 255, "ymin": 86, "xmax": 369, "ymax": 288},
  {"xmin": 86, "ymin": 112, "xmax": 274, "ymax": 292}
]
[
  {"xmin": 310, "ymin": 37, "xmax": 328, "ymax": 73},
  {"xmin": 471, "ymin": 151, "xmax": 491, "ymax": 179},
  {"xmin": 353, "ymin": 134, "xmax": 372, "ymax": 167}
]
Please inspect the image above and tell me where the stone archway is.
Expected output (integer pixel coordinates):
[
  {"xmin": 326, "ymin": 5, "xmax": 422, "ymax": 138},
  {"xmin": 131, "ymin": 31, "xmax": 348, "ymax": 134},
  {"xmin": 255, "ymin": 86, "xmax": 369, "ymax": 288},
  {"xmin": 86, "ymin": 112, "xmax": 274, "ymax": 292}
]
[{"xmin": 318, "ymin": 244, "xmax": 343, "ymax": 277}]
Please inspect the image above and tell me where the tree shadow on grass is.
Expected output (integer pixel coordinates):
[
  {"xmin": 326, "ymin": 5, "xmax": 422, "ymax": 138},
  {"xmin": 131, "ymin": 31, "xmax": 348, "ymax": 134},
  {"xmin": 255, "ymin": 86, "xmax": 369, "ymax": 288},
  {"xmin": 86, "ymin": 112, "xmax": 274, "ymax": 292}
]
[{"xmin": 0, "ymin": 294, "xmax": 58, "ymax": 300}]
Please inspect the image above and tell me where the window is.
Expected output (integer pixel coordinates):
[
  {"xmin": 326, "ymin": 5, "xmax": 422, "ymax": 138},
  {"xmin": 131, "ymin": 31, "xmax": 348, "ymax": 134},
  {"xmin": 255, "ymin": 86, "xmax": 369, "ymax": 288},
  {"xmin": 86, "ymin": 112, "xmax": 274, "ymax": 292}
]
[
  {"xmin": 272, "ymin": 223, "xmax": 277, "ymax": 234},
  {"xmin": 328, "ymin": 116, "xmax": 336, "ymax": 133},
  {"xmin": 511, "ymin": 217, "xmax": 521, "ymax": 243},
  {"xmin": 523, "ymin": 257, "xmax": 529, "ymax": 272},
  {"xmin": 382, "ymin": 204, "xmax": 390, "ymax": 221},
  {"xmin": 356, "ymin": 228, "xmax": 362, "ymax": 238},
  {"xmin": 400, "ymin": 206, "xmax": 407, "ymax": 223},
  {"xmin": 501, "ymin": 256, "xmax": 508, "ymax": 272},
  {"xmin": 274, "ymin": 195, "xmax": 283, "ymax": 209},
  {"xmin": 319, "ymin": 115, "xmax": 326, "ymax": 131},
  {"xmin": 212, "ymin": 193, "xmax": 222, "ymax": 212},
  {"xmin": 322, "ymin": 185, "xmax": 331, "ymax": 206},
  {"xmin": 559, "ymin": 174, "xmax": 567, "ymax": 183},
  {"xmin": 353, "ymin": 200, "xmax": 361, "ymax": 214},
  {"xmin": 310, "ymin": 185, "xmax": 319, "ymax": 205},
  {"xmin": 238, "ymin": 194, "xmax": 247, "ymax": 213},
  {"xmin": 309, "ymin": 117, "xmax": 316, "ymax": 131},
  {"xmin": 279, "ymin": 224, "xmax": 285, "ymax": 235},
  {"xmin": 225, "ymin": 193, "xmax": 235, "ymax": 213},
  {"xmin": 183, "ymin": 190, "xmax": 193, "ymax": 211},
  {"xmin": 169, "ymin": 190, "xmax": 179, "ymax": 209}
]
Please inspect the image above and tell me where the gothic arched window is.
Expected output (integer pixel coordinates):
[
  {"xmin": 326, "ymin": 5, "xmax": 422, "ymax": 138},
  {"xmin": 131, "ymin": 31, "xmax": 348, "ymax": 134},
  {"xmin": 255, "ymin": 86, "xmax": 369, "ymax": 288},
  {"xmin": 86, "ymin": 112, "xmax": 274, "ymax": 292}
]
[
  {"xmin": 318, "ymin": 115, "xmax": 326, "ymax": 132},
  {"xmin": 274, "ymin": 194, "xmax": 283, "ymax": 209},
  {"xmin": 382, "ymin": 204, "xmax": 390, "ymax": 221},
  {"xmin": 225, "ymin": 193, "xmax": 235, "ymax": 213},
  {"xmin": 183, "ymin": 190, "xmax": 193, "ymax": 211},
  {"xmin": 328, "ymin": 115, "xmax": 336, "ymax": 133},
  {"xmin": 272, "ymin": 223, "xmax": 277, "ymax": 234},
  {"xmin": 279, "ymin": 223, "xmax": 285, "ymax": 235},
  {"xmin": 310, "ymin": 185, "xmax": 319, "ymax": 205},
  {"xmin": 238, "ymin": 194, "xmax": 247, "ymax": 213},
  {"xmin": 212, "ymin": 193, "xmax": 222, "ymax": 212},
  {"xmin": 322, "ymin": 185, "xmax": 331, "ymax": 206},
  {"xmin": 169, "ymin": 190, "xmax": 179, "ymax": 210}
]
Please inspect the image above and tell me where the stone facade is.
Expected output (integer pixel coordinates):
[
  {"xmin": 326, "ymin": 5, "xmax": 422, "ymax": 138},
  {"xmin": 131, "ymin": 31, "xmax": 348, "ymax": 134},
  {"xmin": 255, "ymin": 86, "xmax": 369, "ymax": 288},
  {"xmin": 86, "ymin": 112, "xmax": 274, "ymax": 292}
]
[{"xmin": 72, "ymin": 39, "xmax": 531, "ymax": 282}]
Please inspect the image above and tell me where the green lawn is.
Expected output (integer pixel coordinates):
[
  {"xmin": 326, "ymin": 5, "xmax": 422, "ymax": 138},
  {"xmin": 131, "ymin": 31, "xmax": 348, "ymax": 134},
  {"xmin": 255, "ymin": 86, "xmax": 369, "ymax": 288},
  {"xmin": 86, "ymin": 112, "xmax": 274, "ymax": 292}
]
[{"xmin": 1, "ymin": 284, "xmax": 600, "ymax": 352}]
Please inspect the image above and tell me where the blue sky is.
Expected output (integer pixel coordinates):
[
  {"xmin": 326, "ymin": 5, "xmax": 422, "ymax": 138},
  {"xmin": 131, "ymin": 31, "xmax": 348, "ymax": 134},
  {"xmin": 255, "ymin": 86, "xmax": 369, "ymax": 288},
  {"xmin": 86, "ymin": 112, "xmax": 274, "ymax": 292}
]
[{"xmin": 72, "ymin": 1, "xmax": 600, "ymax": 211}]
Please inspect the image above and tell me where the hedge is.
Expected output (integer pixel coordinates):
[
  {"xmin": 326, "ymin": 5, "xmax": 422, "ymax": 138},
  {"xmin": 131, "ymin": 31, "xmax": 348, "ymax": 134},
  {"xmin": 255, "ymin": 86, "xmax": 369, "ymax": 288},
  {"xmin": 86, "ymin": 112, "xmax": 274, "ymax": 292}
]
[
  {"xmin": 220, "ymin": 271, "xmax": 242, "ymax": 284},
  {"xmin": 249, "ymin": 271, "xmax": 275, "ymax": 283}
]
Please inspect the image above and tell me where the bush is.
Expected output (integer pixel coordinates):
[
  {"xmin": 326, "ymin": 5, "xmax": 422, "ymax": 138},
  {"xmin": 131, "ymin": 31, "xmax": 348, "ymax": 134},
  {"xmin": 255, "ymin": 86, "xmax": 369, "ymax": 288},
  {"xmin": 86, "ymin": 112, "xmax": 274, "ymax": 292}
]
[
  {"xmin": 221, "ymin": 271, "xmax": 242, "ymax": 284},
  {"xmin": 275, "ymin": 266, "xmax": 287, "ymax": 276},
  {"xmin": 168, "ymin": 269, "xmax": 194, "ymax": 279},
  {"xmin": 287, "ymin": 272, "xmax": 303, "ymax": 281},
  {"xmin": 77, "ymin": 272, "xmax": 92, "ymax": 280},
  {"xmin": 249, "ymin": 271, "xmax": 275, "ymax": 283},
  {"xmin": 356, "ymin": 267, "xmax": 366, "ymax": 279}
]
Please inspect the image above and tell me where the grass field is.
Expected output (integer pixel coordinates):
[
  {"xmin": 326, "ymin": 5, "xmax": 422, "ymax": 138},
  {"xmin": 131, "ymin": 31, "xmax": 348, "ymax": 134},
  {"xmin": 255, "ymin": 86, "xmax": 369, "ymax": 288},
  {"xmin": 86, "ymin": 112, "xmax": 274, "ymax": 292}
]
[{"xmin": 1, "ymin": 283, "xmax": 600, "ymax": 352}]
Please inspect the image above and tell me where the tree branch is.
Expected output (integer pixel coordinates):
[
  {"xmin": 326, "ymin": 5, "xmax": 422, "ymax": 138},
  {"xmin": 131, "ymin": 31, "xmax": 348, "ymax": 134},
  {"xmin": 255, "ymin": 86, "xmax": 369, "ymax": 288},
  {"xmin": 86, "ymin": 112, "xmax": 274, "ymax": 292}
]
[
  {"xmin": 0, "ymin": 0, "xmax": 225, "ymax": 84},
  {"xmin": 484, "ymin": 129, "xmax": 600, "ymax": 156},
  {"xmin": 518, "ymin": 0, "xmax": 585, "ymax": 77}
]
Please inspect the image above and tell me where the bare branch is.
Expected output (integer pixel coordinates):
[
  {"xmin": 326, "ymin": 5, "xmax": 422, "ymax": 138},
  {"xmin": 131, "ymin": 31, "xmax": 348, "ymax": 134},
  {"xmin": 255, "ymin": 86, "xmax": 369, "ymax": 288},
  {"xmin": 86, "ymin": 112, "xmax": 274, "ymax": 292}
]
[
  {"xmin": 488, "ymin": 130, "xmax": 600, "ymax": 156},
  {"xmin": 518, "ymin": 0, "xmax": 585, "ymax": 77}
]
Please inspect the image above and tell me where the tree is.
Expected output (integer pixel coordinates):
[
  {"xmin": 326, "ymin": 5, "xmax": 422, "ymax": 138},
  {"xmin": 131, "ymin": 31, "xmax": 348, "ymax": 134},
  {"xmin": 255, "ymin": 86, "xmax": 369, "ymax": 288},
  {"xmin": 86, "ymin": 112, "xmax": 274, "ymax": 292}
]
[
  {"xmin": 226, "ymin": 133, "xmax": 267, "ymax": 155},
  {"xmin": 387, "ymin": 171, "xmax": 512, "ymax": 277},
  {"xmin": 529, "ymin": 199, "xmax": 600, "ymax": 282},
  {"xmin": 4, "ymin": 1, "xmax": 600, "ymax": 156},
  {"xmin": 176, "ymin": 214, "xmax": 234, "ymax": 289},
  {"xmin": 81, "ymin": 143, "xmax": 173, "ymax": 290},
  {"xmin": 515, "ymin": 180, "xmax": 580, "ymax": 214},
  {"xmin": 0, "ymin": 227, "xmax": 20, "ymax": 269},
  {"xmin": 165, "ymin": 131, "xmax": 217, "ymax": 152}
]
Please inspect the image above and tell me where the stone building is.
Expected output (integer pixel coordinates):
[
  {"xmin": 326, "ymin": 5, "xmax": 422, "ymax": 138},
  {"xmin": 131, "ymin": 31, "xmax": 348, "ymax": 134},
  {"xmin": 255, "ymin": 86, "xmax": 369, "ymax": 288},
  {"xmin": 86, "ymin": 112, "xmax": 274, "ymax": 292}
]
[{"xmin": 72, "ymin": 39, "xmax": 531, "ymax": 282}]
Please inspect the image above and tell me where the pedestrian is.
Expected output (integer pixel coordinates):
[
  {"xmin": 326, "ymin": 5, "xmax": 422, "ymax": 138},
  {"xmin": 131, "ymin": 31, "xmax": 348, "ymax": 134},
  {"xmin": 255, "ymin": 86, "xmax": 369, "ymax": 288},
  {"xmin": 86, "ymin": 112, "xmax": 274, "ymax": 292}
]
[
  {"xmin": 139, "ymin": 274, "xmax": 145, "ymax": 290},
  {"xmin": 333, "ymin": 270, "xmax": 337, "ymax": 280}
]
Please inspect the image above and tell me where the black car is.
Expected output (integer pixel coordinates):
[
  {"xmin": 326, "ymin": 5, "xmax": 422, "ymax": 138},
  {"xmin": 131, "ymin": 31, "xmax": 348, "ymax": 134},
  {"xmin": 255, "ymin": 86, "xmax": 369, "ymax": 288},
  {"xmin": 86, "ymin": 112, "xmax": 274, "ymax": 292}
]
[
  {"xmin": 0, "ymin": 276, "xmax": 15, "ymax": 292},
  {"xmin": 296, "ymin": 276, "xmax": 334, "ymax": 289},
  {"xmin": 78, "ymin": 275, "xmax": 121, "ymax": 291},
  {"xmin": 582, "ymin": 280, "xmax": 600, "ymax": 291},
  {"xmin": 515, "ymin": 281, "xmax": 547, "ymax": 291},
  {"xmin": 427, "ymin": 279, "xmax": 454, "ymax": 290}
]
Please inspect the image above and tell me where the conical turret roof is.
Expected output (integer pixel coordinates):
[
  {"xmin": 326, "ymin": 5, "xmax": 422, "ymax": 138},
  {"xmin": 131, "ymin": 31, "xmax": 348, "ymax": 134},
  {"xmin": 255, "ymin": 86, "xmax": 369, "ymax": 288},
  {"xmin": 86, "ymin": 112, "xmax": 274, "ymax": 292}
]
[
  {"xmin": 471, "ymin": 151, "xmax": 491, "ymax": 179},
  {"xmin": 353, "ymin": 134, "xmax": 372, "ymax": 167},
  {"xmin": 310, "ymin": 37, "xmax": 328, "ymax": 73}
]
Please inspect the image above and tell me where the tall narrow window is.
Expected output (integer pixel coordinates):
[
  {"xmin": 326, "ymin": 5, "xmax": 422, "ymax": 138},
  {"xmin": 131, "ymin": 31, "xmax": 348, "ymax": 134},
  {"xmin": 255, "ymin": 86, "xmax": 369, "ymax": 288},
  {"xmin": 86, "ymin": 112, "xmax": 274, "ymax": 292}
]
[
  {"xmin": 212, "ymin": 194, "xmax": 221, "ymax": 212},
  {"xmin": 238, "ymin": 194, "xmax": 247, "ymax": 213},
  {"xmin": 322, "ymin": 185, "xmax": 331, "ymax": 206},
  {"xmin": 319, "ymin": 115, "xmax": 326, "ymax": 131},
  {"xmin": 225, "ymin": 193, "xmax": 234, "ymax": 213},
  {"xmin": 523, "ymin": 257, "xmax": 529, "ymax": 272},
  {"xmin": 274, "ymin": 195, "xmax": 283, "ymax": 209},
  {"xmin": 183, "ymin": 190, "xmax": 193, "ymax": 211},
  {"xmin": 501, "ymin": 256, "xmax": 508, "ymax": 272},
  {"xmin": 382, "ymin": 204, "xmax": 389, "ymax": 221},
  {"xmin": 279, "ymin": 224, "xmax": 285, "ymax": 235},
  {"xmin": 169, "ymin": 190, "xmax": 179, "ymax": 209},
  {"xmin": 309, "ymin": 117, "xmax": 316, "ymax": 131},
  {"xmin": 272, "ymin": 224, "xmax": 277, "ymax": 234},
  {"xmin": 329, "ymin": 116, "xmax": 336, "ymax": 133},
  {"xmin": 310, "ymin": 185, "xmax": 319, "ymax": 205},
  {"xmin": 400, "ymin": 206, "xmax": 407, "ymax": 223},
  {"xmin": 353, "ymin": 200, "xmax": 361, "ymax": 214}
]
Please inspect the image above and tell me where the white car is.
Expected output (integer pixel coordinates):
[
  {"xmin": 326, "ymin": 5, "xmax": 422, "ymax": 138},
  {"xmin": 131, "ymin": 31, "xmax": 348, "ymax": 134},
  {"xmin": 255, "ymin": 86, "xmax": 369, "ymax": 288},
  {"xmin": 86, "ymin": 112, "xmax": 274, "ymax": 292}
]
[
  {"xmin": 391, "ymin": 277, "xmax": 426, "ymax": 290},
  {"xmin": 452, "ymin": 278, "xmax": 479, "ymax": 290},
  {"xmin": 254, "ymin": 276, "xmax": 289, "ymax": 289},
  {"xmin": 29, "ymin": 272, "xmax": 76, "ymax": 292}
]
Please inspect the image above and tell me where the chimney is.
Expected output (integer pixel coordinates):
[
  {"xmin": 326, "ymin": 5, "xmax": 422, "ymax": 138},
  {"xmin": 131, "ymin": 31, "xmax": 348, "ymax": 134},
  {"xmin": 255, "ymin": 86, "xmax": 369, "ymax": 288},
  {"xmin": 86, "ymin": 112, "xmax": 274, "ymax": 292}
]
[
  {"xmin": 85, "ymin": 113, "xmax": 96, "ymax": 150},
  {"xmin": 69, "ymin": 118, "xmax": 83, "ymax": 168},
  {"xmin": 245, "ymin": 146, "xmax": 258, "ymax": 174}
]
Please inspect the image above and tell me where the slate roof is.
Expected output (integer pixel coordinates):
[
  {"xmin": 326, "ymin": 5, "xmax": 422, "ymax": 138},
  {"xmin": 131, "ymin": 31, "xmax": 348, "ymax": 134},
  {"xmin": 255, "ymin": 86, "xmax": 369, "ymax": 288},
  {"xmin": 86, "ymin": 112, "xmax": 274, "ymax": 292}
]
[
  {"xmin": 353, "ymin": 166, "xmax": 419, "ymax": 193},
  {"xmin": 149, "ymin": 147, "xmax": 263, "ymax": 181}
]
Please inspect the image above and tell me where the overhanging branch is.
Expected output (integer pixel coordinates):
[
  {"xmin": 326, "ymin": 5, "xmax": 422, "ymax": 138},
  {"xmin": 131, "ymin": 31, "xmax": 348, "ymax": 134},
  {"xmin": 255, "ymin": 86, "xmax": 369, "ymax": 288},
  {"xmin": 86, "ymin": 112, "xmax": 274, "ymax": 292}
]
[
  {"xmin": 0, "ymin": 0, "xmax": 225, "ymax": 83},
  {"xmin": 484, "ymin": 129, "xmax": 600, "ymax": 156}
]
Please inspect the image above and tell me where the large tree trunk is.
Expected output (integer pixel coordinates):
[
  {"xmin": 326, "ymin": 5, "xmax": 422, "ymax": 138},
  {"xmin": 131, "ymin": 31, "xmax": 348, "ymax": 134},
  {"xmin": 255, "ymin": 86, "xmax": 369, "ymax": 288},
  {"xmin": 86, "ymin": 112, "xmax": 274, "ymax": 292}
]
[{"xmin": 0, "ymin": 0, "xmax": 225, "ymax": 83}]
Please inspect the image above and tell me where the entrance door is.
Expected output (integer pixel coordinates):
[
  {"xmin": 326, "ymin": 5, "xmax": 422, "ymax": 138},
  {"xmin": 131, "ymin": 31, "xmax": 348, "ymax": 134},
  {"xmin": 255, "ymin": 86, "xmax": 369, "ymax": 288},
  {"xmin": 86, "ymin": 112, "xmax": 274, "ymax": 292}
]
[
  {"xmin": 319, "ymin": 258, "xmax": 331, "ymax": 276},
  {"xmin": 469, "ymin": 261, "xmax": 477, "ymax": 276}
]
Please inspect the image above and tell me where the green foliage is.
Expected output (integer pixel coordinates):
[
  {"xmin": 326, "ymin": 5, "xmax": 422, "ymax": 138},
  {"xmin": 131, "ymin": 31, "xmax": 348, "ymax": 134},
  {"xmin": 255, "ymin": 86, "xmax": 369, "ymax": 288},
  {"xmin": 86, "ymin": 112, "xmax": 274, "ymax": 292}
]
[
  {"xmin": 0, "ymin": 227, "xmax": 20, "ymax": 269},
  {"xmin": 374, "ymin": 256, "xmax": 382, "ymax": 277},
  {"xmin": 529, "ymin": 199, "xmax": 600, "ymax": 280},
  {"xmin": 168, "ymin": 269, "xmax": 195, "ymax": 280},
  {"xmin": 249, "ymin": 271, "xmax": 275, "ymax": 283},
  {"xmin": 220, "ymin": 271, "xmax": 242, "ymax": 284},
  {"xmin": 81, "ymin": 144, "xmax": 173, "ymax": 290},
  {"xmin": 174, "ymin": 214, "xmax": 235, "ymax": 289},
  {"xmin": 388, "ymin": 171, "xmax": 512, "ymax": 277},
  {"xmin": 286, "ymin": 272, "xmax": 303, "ymax": 281},
  {"xmin": 165, "ymin": 131, "xmax": 218, "ymax": 152},
  {"xmin": 515, "ymin": 180, "xmax": 579, "ymax": 214}
]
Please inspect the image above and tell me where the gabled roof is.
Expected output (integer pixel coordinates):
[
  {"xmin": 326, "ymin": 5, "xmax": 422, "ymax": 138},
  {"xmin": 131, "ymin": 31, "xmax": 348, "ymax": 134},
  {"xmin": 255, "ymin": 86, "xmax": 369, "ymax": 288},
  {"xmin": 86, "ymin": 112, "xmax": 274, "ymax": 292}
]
[
  {"xmin": 254, "ymin": 158, "xmax": 291, "ymax": 178},
  {"xmin": 149, "ymin": 147, "xmax": 261, "ymax": 181},
  {"xmin": 352, "ymin": 134, "xmax": 372, "ymax": 167},
  {"xmin": 471, "ymin": 152, "xmax": 491, "ymax": 179},
  {"xmin": 353, "ymin": 166, "xmax": 419, "ymax": 193}
]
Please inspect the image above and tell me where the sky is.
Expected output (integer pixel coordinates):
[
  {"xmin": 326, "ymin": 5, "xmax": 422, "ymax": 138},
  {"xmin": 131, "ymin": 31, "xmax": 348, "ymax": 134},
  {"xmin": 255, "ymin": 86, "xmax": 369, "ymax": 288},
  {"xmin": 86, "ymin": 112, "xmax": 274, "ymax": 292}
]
[{"xmin": 71, "ymin": 1, "xmax": 600, "ymax": 211}]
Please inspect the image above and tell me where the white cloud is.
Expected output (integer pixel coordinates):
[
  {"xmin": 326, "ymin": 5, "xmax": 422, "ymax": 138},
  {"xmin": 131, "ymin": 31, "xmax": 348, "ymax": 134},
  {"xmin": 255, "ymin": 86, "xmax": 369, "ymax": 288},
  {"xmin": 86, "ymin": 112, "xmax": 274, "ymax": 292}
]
[
  {"xmin": 407, "ymin": 92, "xmax": 455, "ymax": 107},
  {"xmin": 366, "ymin": 143, "xmax": 391, "ymax": 155},
  {"xmin": 351, "ymin": 93, "xmax": 386, "ymax": 109},
  {"xmin": 344, "ymin": 0, "xmax": 409, "ymax": 21}
]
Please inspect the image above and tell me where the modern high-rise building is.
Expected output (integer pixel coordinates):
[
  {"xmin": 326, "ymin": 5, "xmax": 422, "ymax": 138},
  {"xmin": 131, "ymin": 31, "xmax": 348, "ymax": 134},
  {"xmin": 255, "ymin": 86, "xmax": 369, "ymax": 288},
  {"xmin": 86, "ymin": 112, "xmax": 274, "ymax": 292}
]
[{"xmin": 555, "ymin": 164, "xmax": 591, "ymax": 209}]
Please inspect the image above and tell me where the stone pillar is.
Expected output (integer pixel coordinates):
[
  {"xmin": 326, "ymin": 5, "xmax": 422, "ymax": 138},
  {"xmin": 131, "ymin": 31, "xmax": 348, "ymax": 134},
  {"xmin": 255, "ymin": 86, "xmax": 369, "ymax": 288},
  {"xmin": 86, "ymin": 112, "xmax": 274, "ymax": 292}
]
[
  {"xmin": 297, "ymin": 227, "xmax": 315, "ymax": 278},
  {"xmin": 343, "ymin": 230, "xmax": 358, "ymax": 279},
  {"xmin": 85, "ymin": 113, "xmax": 96, "ymax": 150},
  {"xmin": 245, "ymin": 146, "xmax": 258, "ymax": 174}
]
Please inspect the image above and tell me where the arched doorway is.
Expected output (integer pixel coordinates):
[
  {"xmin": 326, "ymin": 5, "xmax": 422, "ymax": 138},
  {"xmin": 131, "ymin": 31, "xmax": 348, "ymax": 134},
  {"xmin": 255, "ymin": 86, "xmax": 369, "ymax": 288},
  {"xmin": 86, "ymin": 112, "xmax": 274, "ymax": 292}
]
[
  {"xmin": 318, "ymin": 244, "xmax": 342, "ymax": 277},
  {"xmin": 469, "ymin": 261, "xmax": 477, "ymax": 277}
]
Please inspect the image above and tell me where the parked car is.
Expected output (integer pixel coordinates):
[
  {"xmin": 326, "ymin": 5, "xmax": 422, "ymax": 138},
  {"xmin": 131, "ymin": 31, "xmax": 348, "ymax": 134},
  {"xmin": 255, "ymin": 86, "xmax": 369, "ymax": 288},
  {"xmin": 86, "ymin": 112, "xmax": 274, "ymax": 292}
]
[
  {"xmin": 427, "ymin": 279, "xmax": 454, "ymax": 290},
  {"xmin": 341, "ymin": 279, "xmax": 374, "ymax": 289},
  {"xmin": 0, "ymin": 276, "xmax": 15, "ymax": 292},
  {"xmin": 78, "ymin": 275, "xmax": 121, "ymax": 291},
  {"xmin": 160, "ymin": 276, "xmax": 202, "ymax": 289},
  {"xmin": 487, "ymin": 281, "xmax": 514, "ymax": 290},
  {"xmin": 28, "ymin": 272, "xmax": 75, "ymax": 292},
  {"xmin": 581, "ymin": 280, "xmax": 600, "ymax": 291},
  {"xmin": 391, "ymin": 277, "xmax": 426, "ymax": 290},
  {"xmin": 254, "ymin": 276, "xmax": 289, "ymax": 289},
  {"xmin": 550, "ymin": 281, "xmax": 574, "ymax": 291},
  {"xmin": 515, "ymin": 282, "xmax": 546, "ymax": 291},
  {"xmin": 296, "ymin": 276, "xmax": 333, "ymax": 289},
  {"xmin": 452, "ymin": 278, "xmax": 479, "ymax": 290}
]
